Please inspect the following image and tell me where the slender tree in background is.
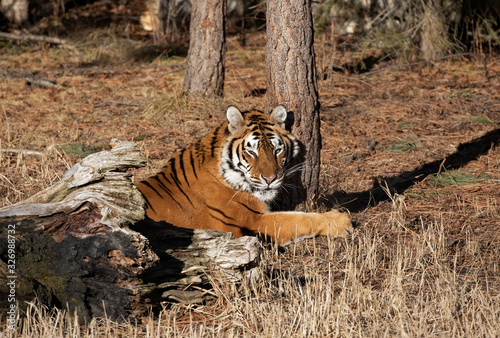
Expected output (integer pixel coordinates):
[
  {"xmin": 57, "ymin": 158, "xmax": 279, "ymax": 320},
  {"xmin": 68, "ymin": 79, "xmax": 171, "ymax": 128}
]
[
  {"xmin": 266, "ymin": 0, "xmax": 321, "ymax": 209},
  {"xmin": 0, "ymin": 0, "xmax": 28, "ymax": 26},
  {"xmin": 183, "ymin": 0, "xmax": 226, "ymax": 96}
]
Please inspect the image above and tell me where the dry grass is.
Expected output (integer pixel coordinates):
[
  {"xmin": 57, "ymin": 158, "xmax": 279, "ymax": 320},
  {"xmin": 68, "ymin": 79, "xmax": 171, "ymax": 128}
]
[
  {"xmin": 3, "ymin": 207, "xmax": 499, "ymax": 336},
  {"xmin": 1, "ymin": 29, "xmax": 499, "ymax": 336}
]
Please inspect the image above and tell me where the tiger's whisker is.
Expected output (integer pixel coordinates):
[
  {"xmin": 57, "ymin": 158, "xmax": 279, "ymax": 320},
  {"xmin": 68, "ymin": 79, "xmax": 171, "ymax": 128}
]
[
  {"xmin": 227, "ymin": 190, "xmax": 242, "ymax": 206},
  {"xmin": 284, "ymin": 163, "xmax": 305, "ymax": 176}
]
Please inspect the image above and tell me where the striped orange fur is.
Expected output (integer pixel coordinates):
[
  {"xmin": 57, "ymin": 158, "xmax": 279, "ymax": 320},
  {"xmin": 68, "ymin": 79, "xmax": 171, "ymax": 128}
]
[{"xmin": 135, "ymin": 105, "xmax": 352, "ymax": 245}]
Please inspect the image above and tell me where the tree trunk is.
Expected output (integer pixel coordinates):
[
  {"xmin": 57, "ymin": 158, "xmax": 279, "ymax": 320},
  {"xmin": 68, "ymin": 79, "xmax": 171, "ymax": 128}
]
[
  {"xmin": 266, "ymin": 0, "xmax": 321, "ymax": 209},
  {"xmin": 183, "ymin": 0, "xmax": 226, "ymax": 96},
  {"xmin": 420, "ymin": 0, "xmax": 448, "ymax": 60},
  {"xmin": 0, "ymin": 0, "xmax": 28, "ymax": 27},
  {"xmin": 0, "ymin": 141, "xmax": 260, "ymax": 322}
]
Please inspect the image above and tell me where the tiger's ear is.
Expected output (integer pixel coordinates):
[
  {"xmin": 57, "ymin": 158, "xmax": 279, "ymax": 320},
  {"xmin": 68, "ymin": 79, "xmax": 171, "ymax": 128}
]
[
  {"xmin": 226, "ymin": 106, "xmax": 245, "ymax": 133},
  {"xmin": 270, "ymin": 105, "xmax": 287, "ymax": 128}
]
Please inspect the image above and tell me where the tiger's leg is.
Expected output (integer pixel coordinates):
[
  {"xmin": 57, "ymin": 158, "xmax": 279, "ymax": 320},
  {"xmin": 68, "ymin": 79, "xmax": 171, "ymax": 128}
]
[{"xmin": 254, "ymin": 210, "xmax": 352, "ymax": 246}]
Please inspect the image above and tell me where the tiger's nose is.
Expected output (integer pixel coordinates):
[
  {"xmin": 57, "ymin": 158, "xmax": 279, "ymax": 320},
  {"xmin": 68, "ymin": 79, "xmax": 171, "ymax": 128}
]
[{"xmin": 262, "ymin": 175, "xmax": 277, "ymax": 185}]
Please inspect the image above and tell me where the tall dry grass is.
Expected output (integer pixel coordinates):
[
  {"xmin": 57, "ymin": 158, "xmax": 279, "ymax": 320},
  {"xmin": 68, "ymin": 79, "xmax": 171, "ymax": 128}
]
[{"xmin": 2, "ymin": 192, "xmax": 498, "ymax": 336}]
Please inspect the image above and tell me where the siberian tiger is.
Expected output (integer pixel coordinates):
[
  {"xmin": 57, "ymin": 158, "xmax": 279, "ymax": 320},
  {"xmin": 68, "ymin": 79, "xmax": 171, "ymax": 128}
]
[{"xmin": 135, "ymin": 105, "xmax": 352, "ymax": 245}]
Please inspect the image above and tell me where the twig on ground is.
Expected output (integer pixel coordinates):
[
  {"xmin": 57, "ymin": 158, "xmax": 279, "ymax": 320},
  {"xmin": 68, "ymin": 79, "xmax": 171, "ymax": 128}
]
[
  {"xmin": 1, "ymin": 148, "xmax": 45, "ymax": 157},
  {"xmin": 0, "ymin": 31, "xmax": 68, "ymax": 45},
  {"xmin": 437, "ymin": 159, "xmax": 446, "ymax": 174},
  {"xmin": 26, "ymin": 77, "xmax": 66, "ymax": 89},
  {"xmin": 93, "ymin": 100, "xmax": 145, "ymax": 108},
  {"xmin": 401, "ymin": 81, "xmax": 487, "ymax": 90},
  {"xmin": 1, "ymin": 63, "xmax": 186, "ymax": 80}
]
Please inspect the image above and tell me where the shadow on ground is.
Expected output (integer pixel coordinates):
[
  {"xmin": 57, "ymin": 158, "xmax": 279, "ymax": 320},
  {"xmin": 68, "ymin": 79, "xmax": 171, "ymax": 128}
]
[{"xmin": 327, "ymin": 129, "xmax": 499, "ymax": 213}]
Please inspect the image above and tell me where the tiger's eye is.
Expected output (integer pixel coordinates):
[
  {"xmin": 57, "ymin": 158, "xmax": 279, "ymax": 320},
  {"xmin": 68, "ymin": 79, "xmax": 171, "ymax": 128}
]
[{"xmin": 246, "ymin": 149, "xmax": 257, "ymax": 158}]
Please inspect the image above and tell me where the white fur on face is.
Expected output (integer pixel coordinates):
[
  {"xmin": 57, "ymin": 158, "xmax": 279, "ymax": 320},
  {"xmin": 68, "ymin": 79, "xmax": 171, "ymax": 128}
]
[{"xmin": 221, "ymin": 133, "xmax": 283, "ymax": 203}]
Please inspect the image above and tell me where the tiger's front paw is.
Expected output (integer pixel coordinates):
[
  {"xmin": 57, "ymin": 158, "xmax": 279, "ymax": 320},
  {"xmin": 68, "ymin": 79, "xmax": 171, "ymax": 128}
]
[{"xmin": 324, "ymin": 210, "xmax": 353, "ymax": 237}]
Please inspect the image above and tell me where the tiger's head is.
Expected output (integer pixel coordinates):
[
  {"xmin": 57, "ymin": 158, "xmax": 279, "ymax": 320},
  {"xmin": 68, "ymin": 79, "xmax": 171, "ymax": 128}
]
[{"xmin": 220, "ymin": 105, "xmax": 300, "ymax": 203}]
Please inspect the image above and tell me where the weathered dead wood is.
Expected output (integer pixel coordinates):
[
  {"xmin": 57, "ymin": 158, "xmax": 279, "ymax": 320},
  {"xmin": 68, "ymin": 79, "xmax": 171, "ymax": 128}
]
[{"xmin": 0, "ymin": 140, "xmax": 260, "ymax": 321}]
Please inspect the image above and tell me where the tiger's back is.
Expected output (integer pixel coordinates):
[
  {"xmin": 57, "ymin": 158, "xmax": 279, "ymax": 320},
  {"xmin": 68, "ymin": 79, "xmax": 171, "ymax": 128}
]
[{"xmin": 135, "ymin": 106, "xmax": 352, "ymax": 245}]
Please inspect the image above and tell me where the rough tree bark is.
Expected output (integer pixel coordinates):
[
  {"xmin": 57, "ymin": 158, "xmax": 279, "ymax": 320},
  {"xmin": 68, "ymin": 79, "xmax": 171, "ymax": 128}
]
[
  {"xmin": 266, "ymin": 0, "xmax": 321, "ymax": 209},
  {"xmin": 0, "ymin": 141, "xmax": 260, "ymax": 321},
  {"xmin": 183, "ymin": 0, "xmax": 226, "ymax": 96}
]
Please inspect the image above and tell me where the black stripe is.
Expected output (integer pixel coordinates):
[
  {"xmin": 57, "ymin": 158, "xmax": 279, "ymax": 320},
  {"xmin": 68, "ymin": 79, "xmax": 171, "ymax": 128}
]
[
  {"xmin": 151, "ymin": 176, "xmax": 183, "ymax": 208},
  {"xmin": 210, "ymin": 125, "xmax": 222, "ymax": 157},
  {"xmin": 207, "ymin": 205, "xmax": 235, "ymax": 220},
  {"xmin": 237, "ymin": 202, "xmax": 263, "ymax": 214},
  {"xmin": 194, "ymin": 139, "xmax": 202, "ymax": 151},
  {"xmin": 194, "ymin": 139, "xmax": 206, "ymax": 164},
  {"xmin": 151, "ymin": 176, "xmax": 171, "ymax": 193},
  {"xmin": 189, "ymin": 150, "xmax": 198, "ymax": 180},
  {"xmin": 170, "ymin": 172, "xmax": 194, "ymax": 207},
  {"xmin": 179, "ymin": 149, "xmax": 190, "ymax": 187},
  {"xmin": 159, "ymin": 171, "xmax": 172, "ymax": 185},
  {"xmin": 142, "ymin": 194, "xmax": 157, "ymax": 214},
  {"xmin": 209, "ymin": 214, "xmax": 240, "ymax": 228},
  {"xmin": 226, "ymin": 137, "xmax": 237, "ymax": 161},
  {"xmin": 170, "ymin": 158, "xmax": 181, "ymax": 185},
  {"xmin": 140, "ymin": 180, "xmax": 164, "ymax": 198},
  {"xmin": 239, "ymin": 143, "xmax": 253, "ymax": 164},
  {"xmin": 250, "ymin": 126, "xmax": 260, "ymax": 133},
  {"xmin": 165, "ymin": 158, "xmax": 194, "ymax": 207},
  {"xmin": 236, "ymin": 142, "xmax": 243, "ymax": 159},
  {"xmin": 248, "ymin": 114, "xmax": 265, "ymax": 122},
  {"xmin": 162, "ymin": 157, "xmax": 175, "ymax": 170}
]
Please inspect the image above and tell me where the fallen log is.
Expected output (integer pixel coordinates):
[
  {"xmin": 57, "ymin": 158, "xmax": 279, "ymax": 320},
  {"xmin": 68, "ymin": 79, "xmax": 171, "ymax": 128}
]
[{"xmin": 0, "ymin": 140, "xmax": 260, "ymax": 321}]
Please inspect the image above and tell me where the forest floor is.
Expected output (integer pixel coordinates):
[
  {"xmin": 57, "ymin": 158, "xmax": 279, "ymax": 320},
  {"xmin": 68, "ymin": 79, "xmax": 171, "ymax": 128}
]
[{"xmin": 0, "ymin": 21, "xmax": 499, "ymax": 336}]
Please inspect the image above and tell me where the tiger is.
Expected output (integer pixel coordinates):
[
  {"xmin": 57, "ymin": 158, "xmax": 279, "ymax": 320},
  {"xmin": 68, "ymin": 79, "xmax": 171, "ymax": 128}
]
[{"xmin": 134, "ymin": 105, "xmax": 352, "ymax": 245}]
